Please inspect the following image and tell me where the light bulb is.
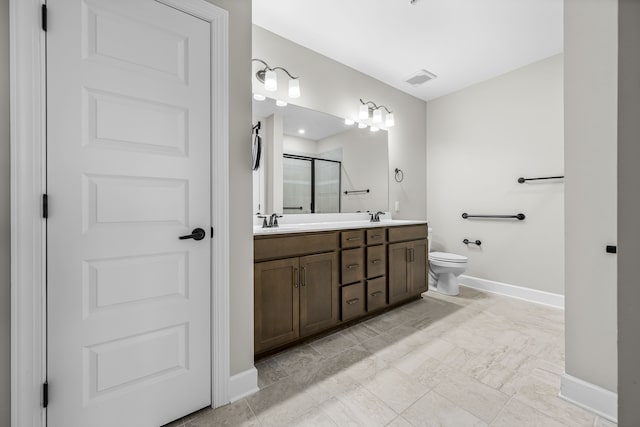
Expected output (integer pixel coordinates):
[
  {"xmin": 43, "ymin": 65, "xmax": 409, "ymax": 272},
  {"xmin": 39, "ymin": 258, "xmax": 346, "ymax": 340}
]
[
  {"xmin": 358, "ymin": 123, "xmax": 367, "ymax": 129},
  {"xmin": 253, "ymin": 93, "xmax": 266, "ymax": 101},
  {"xmin": 370, "ymin": 126, "xmax": 380, "ymax": 132},
  {"xmin": 385, "ymin": 112, "xmax": 395, "ymax": 127},
  {"xmin": 359, "ymin": 104, "xmax": 369, "ymax": 120},
  {"xmin": 344, "ymin": 119, "xmax": 355, "ymax": 126},
  {"xmin": 264, "ymin": 69, "xmax": 277, "ymax": 91},
  {"xmin": 276, "ymin": 100, "xmax": 288, "ymax": 107},
  {"xmin": 289, "ymin": 79, "xmax": 301, "ymax": 98},
  {"xmin": 372, "ymin": 109, "xmax": 382, "ymax": 124},
  {"xmin": 298, "ymin": 129, "xmax": 306, "ymax": 134}
]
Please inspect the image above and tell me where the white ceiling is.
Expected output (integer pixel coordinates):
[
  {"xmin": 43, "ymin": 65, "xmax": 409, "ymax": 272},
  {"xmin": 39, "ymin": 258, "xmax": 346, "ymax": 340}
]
[{"xmin": 252, "ymin": 0, "xmax": 563, "ymax": 101}]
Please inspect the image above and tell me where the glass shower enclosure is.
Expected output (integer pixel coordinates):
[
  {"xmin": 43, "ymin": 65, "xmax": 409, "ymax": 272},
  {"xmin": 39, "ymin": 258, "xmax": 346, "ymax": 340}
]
[{"xmin": 283, "ymin": 154, "xmax": 341, "ymax": 214}]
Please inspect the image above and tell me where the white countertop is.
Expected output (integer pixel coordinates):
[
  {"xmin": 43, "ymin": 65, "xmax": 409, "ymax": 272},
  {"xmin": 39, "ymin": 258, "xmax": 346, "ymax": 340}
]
[{"xmin": 253, "ymin": 219, "xmax": 428, "ymax": 236}]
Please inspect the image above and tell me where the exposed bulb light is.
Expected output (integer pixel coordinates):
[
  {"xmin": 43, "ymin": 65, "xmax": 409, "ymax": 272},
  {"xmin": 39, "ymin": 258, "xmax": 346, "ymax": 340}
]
[
  {"xmin": 264, "ymin": 69, "xmax": 277, "ymax": 91},
  {"xmin": 253, "ymin": 93, "xmax": 266, "ymax": 101},
  {"xmin": 344, "ymin": 119, "xmax": 355, "ymax": 126},
  {"xmin": 358, "ymin": 123, "xmax": 367, "ymax": 129},
  {"xmin": 359, "ymin": 104, "xmax": 369, "ymax": 120},
  {"xmin": 289, "ymin": 79, "xmax": 301, "ymax": 98},
  {"xmin": 370, "ymin": 126, "xmax": 380, "ymax": 132},
  {"xmin": 276, "ymin": 100, "xmax": 288, "ymax": 107},
  {"xmin": 372, "ymin": 109, "xmax": 382, "ymax": 124},
  {"xmin": 385, "ymin": 113, "xmax": 395, "ymax": 127},
  {"xmin": 298, "ymin": 129, "xmax": 306, "ymax": 134}
]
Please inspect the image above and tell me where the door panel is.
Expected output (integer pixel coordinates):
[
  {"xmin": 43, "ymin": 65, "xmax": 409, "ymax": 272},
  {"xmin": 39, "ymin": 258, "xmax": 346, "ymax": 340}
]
[
  {"xmin": 254, "ymin": 259, "xmax": 300, "ymax": 353},
  {"xmin": 410, "ymin": 240, "xmax": 428, "ymax": 294},
  {"xmin": 388, "ymin": 242, "xmax": 410, "ymax": 304},
  {"xmin": 47, "ymin": 1, "xmax": 212, "ymax": 426},
  {"xmin": 299, "ymin": 253, "xmax": 339, "ymax": 336}
]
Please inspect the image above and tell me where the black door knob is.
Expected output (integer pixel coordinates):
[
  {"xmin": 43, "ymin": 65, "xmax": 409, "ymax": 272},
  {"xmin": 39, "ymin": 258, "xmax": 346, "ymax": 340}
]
[{"xmin": 179, "ymin": 228, "xmax": 206, "ymax": 241}]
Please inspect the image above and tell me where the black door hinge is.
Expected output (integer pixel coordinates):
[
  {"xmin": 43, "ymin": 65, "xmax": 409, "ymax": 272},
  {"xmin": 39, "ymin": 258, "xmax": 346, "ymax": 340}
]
[
  {"xmin": 42, "ymin": 382, "xmax": 48, "ymax": 408},
  {"xmin": 41, "ymin": 4, "xmax": 47, "ymax": 32},
  {"xmin": 43, "ymin": 194, "xmax": 48, "ymax": 219}
]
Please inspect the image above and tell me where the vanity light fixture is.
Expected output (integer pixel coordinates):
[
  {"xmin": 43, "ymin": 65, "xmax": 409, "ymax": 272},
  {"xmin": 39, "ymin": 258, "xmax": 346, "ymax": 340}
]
[
  {"xmin": 253, "ymin": 93, "xmax": 266, "ymax": 101},
  {"xmin": 276, "ymin": 100, "xmax": 288, "ymax": 107},
  {"xmin": 344, "ymin": 118, "xmax": 355, "ymax": 126},
  {"xmin": 359, "ymin": 99, "xmax": 395, "ymax": 128},
  {"xmin": 252, "ymin": 58, "xmax": 301, "ymax": 99}
]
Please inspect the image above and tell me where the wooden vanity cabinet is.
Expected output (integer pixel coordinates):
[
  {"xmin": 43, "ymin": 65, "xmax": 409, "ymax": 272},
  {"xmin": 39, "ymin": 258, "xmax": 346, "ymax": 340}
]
[
  {"xmin": 388, "ymin": 226, "xmax": 429, "ymax": 304},
  {"xmin": 254, "ymin": 223, "xmax": 427, "ymax": 356}
]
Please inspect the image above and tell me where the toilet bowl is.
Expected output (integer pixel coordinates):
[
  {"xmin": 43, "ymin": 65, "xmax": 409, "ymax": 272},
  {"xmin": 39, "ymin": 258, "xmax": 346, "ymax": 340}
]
[{"xmin": 429, "ymin": 252, "xmax": 468, "ymax": 296}]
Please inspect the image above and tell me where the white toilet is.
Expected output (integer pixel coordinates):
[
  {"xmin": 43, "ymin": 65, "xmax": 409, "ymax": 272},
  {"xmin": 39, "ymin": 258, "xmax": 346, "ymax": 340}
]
[
  {"xmin": 426, "ymin": 228, "xmax": 468, "ymax": 296},
  {"xmin": 428, "ymin": 252, "xmax": 468, "ymax": 296}
]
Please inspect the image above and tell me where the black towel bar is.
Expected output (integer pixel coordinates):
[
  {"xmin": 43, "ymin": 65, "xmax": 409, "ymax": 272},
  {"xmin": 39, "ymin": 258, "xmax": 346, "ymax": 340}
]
[
  {"xmin": 518, "ymin": 176, "xmax": 564, "ymax": 183},
  {"xmin": 462, "ymin": 213, "xmax": 526, "ymax": 220},
  {"xmin": 344, "ymin": 189, "xmax": 370, "ymax": 195}
]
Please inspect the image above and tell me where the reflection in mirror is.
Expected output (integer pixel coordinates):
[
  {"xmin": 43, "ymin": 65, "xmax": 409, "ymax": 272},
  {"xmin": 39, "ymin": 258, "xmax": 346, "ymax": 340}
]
[{"xmin": 253, "ymin": 97, "xmax": 389, "ymax": 215}]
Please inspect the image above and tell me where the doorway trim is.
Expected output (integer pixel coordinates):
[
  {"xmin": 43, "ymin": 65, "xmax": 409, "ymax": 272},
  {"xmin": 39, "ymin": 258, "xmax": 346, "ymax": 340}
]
[{"xmin": 10, "ymin": 0, "xmax": 230, "ymax": 425}]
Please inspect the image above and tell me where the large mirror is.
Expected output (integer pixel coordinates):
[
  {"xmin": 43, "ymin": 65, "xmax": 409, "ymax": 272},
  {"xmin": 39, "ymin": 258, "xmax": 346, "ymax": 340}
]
[{"xmin": 253, "ymin": 97, "xmax": 389, "ymax": 215}]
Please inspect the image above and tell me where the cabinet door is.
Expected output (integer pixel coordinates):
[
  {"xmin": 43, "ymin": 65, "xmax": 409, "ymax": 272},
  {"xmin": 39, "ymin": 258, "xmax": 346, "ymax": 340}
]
[
  {"xmin": 410, "ymin": 240, "xmax": 428, "ymax": 294},
  {"xmin": 388, "ymin": 242, "xmax": 411, "ymax": 304},
  {"xmin": 254, "ymin": 258, "xmax": 300, "ymax": 353},
  {"xmin": 299, "ymin": 252, "xmax": 339, "ymax": 337}
]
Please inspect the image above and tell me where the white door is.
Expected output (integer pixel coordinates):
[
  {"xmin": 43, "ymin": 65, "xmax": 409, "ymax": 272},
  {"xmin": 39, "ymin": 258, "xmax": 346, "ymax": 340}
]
[{"xmin": 47, "ymin": 0, "xmax": 212, "ymax": 425}]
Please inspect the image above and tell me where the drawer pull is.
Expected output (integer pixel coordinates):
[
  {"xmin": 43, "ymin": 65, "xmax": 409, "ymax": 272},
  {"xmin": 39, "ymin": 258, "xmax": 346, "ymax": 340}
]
[
  {"xmin": 370, "ymin": 259, "xmax": 382, "ymax": 264},
  {"xmin": 370, "ymin": 291, "xmax": 383, "ymax": 297},
  {"xmin": 346, "ymin": 237, "xmax": 361, "ymax": 241},
  {"xmin": 293, "ymin": 268, "xmax": 299, "ymax": 288},
  {"xmin": 346, "ymin": 264, "xmax": 360, "ymax": 270},
  {"xmin": 346, "ymin": 298, "xmax": 360, "ymax": 305}
]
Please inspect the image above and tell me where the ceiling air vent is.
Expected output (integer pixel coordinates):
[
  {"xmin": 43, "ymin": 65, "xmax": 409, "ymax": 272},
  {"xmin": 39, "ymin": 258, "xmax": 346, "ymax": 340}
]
[{"xmin": 404, "ymin": 69, "xmax": 437, "ymax": 86}]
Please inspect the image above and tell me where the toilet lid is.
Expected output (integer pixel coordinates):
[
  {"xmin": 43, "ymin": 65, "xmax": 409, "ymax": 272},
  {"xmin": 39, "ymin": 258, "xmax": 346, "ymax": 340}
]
[{"xmin": 429, "ymin": 251, "xmax": 468, "ymax": 263}]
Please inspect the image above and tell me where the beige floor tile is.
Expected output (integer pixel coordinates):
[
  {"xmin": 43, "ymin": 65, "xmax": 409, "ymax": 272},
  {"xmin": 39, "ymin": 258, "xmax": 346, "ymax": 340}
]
[
  {"xmin": 256, "ymin": 357, "xmax": 289, "ymax": 388},
  {"xmin": 386, "ymin": 416, "xmax": 414, "ymax": 427},
  {"xmin": 343, "ymin": 353, "xmax": 390, "ymax": 383},
  {"xmin": 491, "ymin": 398, "xmax": 567, "ymax": 427},
  {"xmin": 401, "ymin": 391, "xmax": 487, "ymax": 427},
  {"xmin": 339, "ymin": 322, "xmax": 380, "ymax": 343},
  {"xmin": 360, "ymin": 367, "xmax": 431, "ymax": 413},
  {"xmin": 392, "ymin": 350, "xmax": 453, "ymax": 390},
  {"xmin": 186, "ymin": 400, "xmax": 259, "ymax": 427},
  {"xmin": 274, "ymin": 344, "xmax": 325, "ymax": 377},
  {"xmin": 593, "ymin": 416, "xmax": 617, "ymax": 426},
  {"xmin": 246, "ymin": 376, "xmax": 318, "ymax": 427},
  {"xmin": 310, "ymin": 332, "xmax": 358, "ymax": 358},
  {"xmin": 360, "ymin": 334, "xmax": 414, "ymax": 364},
  {"xmin": 289, "ymin": 406, "xmax": 339, "ymax": 427},
  {"xmin": 514, "ymin": 378, "xmax": 595, "ymax": 427},
  {"xmin": 320, "ymin": 386, "xmax": 397, "ymax": 427},
  {"xmin": 434, "ymin": 371, "xmax": 509, "ymax": 423}
]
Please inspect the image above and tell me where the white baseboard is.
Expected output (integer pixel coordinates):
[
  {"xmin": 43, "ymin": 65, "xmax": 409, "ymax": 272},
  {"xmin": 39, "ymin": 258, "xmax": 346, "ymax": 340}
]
[
  {"xmin": 228, "ymin": 367, "xmax": 259, "ymax": 403},
  {"xmin": 560, "ymin": 373, "xmax": 618, "ymax": 422},
  {"xmin": 458, "ymin": 275, "xmax": 564, "ymax": 309}
]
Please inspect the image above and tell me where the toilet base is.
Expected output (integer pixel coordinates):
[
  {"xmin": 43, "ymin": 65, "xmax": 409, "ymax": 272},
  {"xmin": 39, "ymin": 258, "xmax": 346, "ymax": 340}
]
[{"xmin": 429, "ymin": 271, "xmax": 460, "ymax": 296}]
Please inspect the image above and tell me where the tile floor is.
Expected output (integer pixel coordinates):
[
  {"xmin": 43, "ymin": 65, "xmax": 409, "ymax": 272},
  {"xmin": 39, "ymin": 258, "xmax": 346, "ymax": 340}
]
[{"xmin": 167, "ymin": 287, "xmax": 616, "ymax": 427}]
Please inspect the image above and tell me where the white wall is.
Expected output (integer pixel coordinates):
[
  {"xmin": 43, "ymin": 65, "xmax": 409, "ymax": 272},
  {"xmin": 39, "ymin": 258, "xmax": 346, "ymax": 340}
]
[
  {"xmin": 618, "ymin": 1, "xmax": 640, "ymax": 423},
  {"xmin": 564, "ymin": 0, "xmax": 617, "ymax": 394},
  {"xmin": 252, "ymin": 25, "xmax": 427, "ymax": 220},
  {"xmin": 0, "ymin": 0, "xmax": 10, "ymax": 422},
  {"xmin": 427, "ymin": 54, "xmax": 564, "ymax": 295},
  {"xmin": 283, "ymin": 134, "xmax": 318, "ymax": 157},
  {"xmin": 318, "ymin": 128, "xmax": 388, "ymax": 214}
]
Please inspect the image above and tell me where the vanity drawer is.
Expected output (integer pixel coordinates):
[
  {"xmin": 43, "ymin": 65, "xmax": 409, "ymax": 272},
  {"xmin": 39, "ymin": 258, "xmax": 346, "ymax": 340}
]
[
  {"xmin": 341, "ymin": 248, "xmax": 364, "ymax": 284},
  {"xmin": 341, "ymin": 230, "xmax": 365, "ymax": 248},
  {"xmin": 366, "ymin": 228, "xmax": 386, "ymax": 245},
  {"xmin": 367, "ymin": 277, "xmax": 387, "ymax": 312},
  {"xmin": 341, "ymin": 282, "xmax": 366, "ymax": 321},
  {"xmin": 254, "ymin": 232, "xmax": 339, "ymax": 261},
  {"xmin": 388, "ymin": 224, "xmax": 428, "ymax": 243},
  {"xmin": 366, "ymin": 245, "xmax": 386, "ymax": 278}
]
